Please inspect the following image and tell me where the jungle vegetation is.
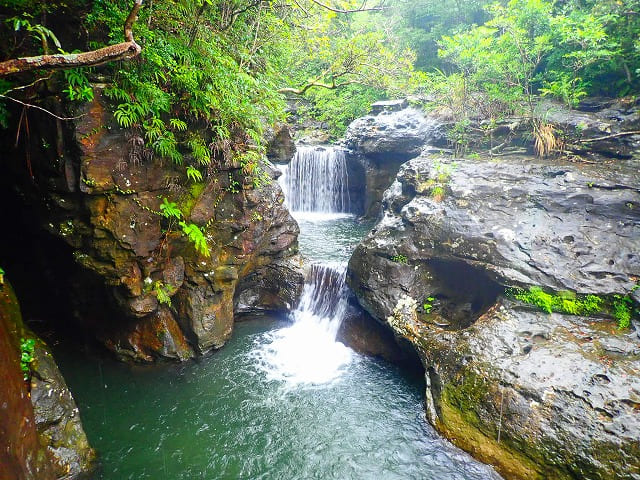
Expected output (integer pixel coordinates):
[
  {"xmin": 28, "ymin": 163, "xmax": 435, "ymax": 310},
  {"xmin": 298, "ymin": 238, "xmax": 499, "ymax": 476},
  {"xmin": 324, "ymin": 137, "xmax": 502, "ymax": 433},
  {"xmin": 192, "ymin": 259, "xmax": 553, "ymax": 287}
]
[{"xmin": 1, "ymin": 0, "xmax": 639, "ymax": 142}]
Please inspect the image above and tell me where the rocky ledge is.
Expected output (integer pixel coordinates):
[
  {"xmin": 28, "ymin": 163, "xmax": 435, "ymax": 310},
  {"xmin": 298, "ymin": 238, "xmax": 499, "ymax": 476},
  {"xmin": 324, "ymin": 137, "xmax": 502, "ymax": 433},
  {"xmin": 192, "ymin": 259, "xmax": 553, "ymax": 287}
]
[{"xmin": 347, "ymin": 153, "xmax": 640, "ymax": 479}]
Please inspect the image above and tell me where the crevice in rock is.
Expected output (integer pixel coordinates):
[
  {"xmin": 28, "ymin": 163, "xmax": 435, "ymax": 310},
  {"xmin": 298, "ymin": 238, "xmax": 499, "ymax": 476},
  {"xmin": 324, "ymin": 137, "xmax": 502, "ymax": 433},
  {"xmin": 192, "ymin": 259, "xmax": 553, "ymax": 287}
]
[{"xmin": 421, "ymin": 259, "xmax": 503, "ymax": 330}]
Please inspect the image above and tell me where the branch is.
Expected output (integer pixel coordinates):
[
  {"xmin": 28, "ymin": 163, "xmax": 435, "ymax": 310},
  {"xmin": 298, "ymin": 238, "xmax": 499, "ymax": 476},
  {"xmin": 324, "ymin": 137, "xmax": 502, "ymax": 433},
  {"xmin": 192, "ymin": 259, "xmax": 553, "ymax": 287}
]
[
  {"xmin": 278, "ymin": 79, "xmax": 359, "ymax": 95},
  {"xmin": 307, "ymin": 0, "xmax": 385, "ymax": 13},
  {"xmin": 0, "ymin": 94, "xmax": 85, "ymax": 121},
  {"xmin": 0, "ymin": 0, "xmax": 143, "ymax": 77},
  {"xmin": 576, "ymin": 130, "xmax": 640, "ymax": 143}
]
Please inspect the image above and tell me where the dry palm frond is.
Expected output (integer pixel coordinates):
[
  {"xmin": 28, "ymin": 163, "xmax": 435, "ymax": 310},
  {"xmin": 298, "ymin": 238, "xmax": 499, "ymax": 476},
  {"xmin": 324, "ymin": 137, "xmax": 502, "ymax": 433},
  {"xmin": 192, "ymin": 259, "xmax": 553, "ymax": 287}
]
[{"xmin": 533, "ymin": 122, "xmax": 562, "ymax": 158}]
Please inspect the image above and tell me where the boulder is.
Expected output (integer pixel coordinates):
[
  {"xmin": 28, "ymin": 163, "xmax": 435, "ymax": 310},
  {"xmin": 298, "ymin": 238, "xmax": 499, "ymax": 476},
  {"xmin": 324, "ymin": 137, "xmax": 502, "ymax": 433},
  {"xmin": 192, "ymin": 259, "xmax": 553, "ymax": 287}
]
[
  {"xmin": 343, "ymin": 107, "xmax": 448, "ymax": 219},
  {"xmin": 0, "ymin": 281, "xmax": 94, "ymax": 479},
  {"xmin": 348, "ymin": 153, "xmax": 640, "ymax": 480},
  {"xmin": 0, "ymin": 87, "xmax": 304, "ymax": 362}
]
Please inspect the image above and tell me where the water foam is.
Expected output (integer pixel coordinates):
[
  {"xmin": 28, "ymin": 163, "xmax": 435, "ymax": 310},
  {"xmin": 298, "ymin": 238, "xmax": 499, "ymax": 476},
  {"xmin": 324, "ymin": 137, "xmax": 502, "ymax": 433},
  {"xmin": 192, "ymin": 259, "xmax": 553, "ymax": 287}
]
[{"xmin": 253, "ymin": 264, "xmax": 353, "ymax": 386}]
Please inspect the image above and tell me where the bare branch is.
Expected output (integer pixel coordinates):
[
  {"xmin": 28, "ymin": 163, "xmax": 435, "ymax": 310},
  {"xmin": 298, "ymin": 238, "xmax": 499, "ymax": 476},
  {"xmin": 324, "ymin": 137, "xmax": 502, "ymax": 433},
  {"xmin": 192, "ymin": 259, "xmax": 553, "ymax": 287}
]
[
  {"xmin": 0, "ymin": 94, "xmax": 85, "ymax": 121},
  {"xmin": 278, "ymin": 79, "xmax": 359, "ymax": 95},
  {"xmin": 307, "ymin": 0, "xmax": 385, "ymax": 13},
  {"xmin": 0, "ymin": 0, "xmax": 143, "ymax": 77}
]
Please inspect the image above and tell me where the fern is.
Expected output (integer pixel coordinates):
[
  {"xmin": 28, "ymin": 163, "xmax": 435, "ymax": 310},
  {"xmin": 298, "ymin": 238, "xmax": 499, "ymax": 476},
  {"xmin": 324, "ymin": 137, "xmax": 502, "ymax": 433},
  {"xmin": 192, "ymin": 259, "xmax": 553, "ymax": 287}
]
[
  {"xmin": 114, "ymin": 103, "xmax": 139, "ymax": 128},
  {"xmin": 186, "ymin": 165, "xmax": 203, "ymax": 183},
  {"xmin": 188, "ymin": 137, "xmax": 211, "ymax": 166},
  {"xmin": 179, "ymin": 221, "xmax": 210, "ymax": 257},
  {"xmin": 159, "ymin": 198, "xmax": 182, "ymax": 220},
  {"xmin": 169, "ymin": 118, "xmax": 188, "ymax": 132},
  {"xmin": 153, "ymin": 281, "xmax": 175, "ymax": 307}
]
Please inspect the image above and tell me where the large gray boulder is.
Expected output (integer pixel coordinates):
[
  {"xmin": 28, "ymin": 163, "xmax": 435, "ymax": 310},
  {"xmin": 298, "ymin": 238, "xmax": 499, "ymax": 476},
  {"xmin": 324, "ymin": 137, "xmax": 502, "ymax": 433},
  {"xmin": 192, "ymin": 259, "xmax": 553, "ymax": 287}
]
[
  {"xmin": 348, "ymin": 153, "xmax": 640, "ymax": 480},
  {"xmin": 343, "ymin": 107, "xmax": 448, "ymax": 218}
]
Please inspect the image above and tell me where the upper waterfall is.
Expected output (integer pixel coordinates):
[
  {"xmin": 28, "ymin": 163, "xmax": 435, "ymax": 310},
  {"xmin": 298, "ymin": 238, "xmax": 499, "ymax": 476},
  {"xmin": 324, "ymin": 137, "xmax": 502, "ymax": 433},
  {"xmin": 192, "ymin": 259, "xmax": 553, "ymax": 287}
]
[{"xmin": 279, "ymin": 145, "xmax": 351, "ymax": 215}]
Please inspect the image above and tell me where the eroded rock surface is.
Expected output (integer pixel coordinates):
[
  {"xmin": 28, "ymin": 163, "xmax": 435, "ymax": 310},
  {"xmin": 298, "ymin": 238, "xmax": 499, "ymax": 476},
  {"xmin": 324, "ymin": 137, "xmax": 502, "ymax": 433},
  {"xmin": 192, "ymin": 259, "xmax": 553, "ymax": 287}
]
[
  {"xmin": 348, "ymin": 153, "xmax": 640, "ymax": 479},
  {"xmin": 1, "ymin": 89, "xmax": 304, "ymax": 362},
  {"xmin": 343, "ymin": 107, "xmax": 447, "ymax": 219}
]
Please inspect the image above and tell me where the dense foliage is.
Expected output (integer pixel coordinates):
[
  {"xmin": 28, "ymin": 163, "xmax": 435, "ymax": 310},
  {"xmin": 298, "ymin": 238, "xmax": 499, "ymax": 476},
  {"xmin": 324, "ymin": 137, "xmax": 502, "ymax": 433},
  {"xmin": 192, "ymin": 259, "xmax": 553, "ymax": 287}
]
[
  {"xmin": 1, "ymin": 0, "xmax": 639, "ymax": 139},
  {"xmin": 404, "ymin": 0, "xmax": 640, "ymax": 119}
]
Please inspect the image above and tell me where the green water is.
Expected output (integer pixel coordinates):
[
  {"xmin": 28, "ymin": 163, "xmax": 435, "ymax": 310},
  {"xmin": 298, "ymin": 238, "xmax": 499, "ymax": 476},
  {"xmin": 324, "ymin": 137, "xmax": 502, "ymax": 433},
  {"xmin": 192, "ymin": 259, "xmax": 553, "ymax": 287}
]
[{"xmin": 54, "ymin": 215, "xmax": 502, "ymax": 480}]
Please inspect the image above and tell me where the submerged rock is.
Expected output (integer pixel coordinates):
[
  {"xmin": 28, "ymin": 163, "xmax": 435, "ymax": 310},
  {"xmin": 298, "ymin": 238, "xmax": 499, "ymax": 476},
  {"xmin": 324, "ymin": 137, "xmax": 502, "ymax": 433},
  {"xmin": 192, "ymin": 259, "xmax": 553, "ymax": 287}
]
[{"xmin": 348, "ymin": 153, "xmax": 640, "ymax": 479}]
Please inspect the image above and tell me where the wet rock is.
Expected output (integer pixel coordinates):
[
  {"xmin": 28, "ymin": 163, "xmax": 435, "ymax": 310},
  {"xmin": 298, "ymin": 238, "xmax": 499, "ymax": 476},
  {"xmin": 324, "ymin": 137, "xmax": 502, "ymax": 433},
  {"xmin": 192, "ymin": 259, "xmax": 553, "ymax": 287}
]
[
  {"xmin": 265, "ymin": 123, "xmax": 296, "ymax": 163},
  {"xmin": 30, "ymin": 342, "xmax": 96, "ymax": 478},
  {"xmin": 0, "ymin": 87, "xmax": 304, "ymax": 362},
  {"xmin": 343, "ymin": 107, "xmax": 447, "ymax": 219},
  {"xmin": 344, "ymin": 107, "xmax": 444, "ymax": 158},
  {"xmin": 0, "ymin": 281, "xmax": 94, "ymax": 480},
  {"xmin": 348, "ymin": 153, "xmax": 640, "ymax": 479}
]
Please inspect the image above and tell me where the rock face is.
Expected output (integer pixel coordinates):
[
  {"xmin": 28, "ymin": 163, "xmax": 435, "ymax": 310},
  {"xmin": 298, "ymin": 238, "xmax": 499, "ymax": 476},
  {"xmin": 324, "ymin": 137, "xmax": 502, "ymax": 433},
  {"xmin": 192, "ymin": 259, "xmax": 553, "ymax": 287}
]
[
  {"xmin": 343, "ymin": 107, "xmax": 447, "ymax": 219},
  {"xmin": 348, "ymin": 153, "xmax": 640, "ymax": 479},
  {"xmin": 0, "ymin": 281, "xmax": 94, "ymax": 479},
  {"xmin": 0, "ymin": 89, "xmax": 304, "ymax": 362},
  {"xmin": 265, "ymin": 123, "xmax": 296, "ymax": 163}
]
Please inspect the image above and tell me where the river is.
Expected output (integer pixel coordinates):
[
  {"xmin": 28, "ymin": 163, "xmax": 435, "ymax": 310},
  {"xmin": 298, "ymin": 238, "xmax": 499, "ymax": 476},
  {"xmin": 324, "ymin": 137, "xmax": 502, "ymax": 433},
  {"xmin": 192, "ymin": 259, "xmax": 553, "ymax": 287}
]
[{"xmin": 52, "ymin": 146, "xmax": 501, "ymax": 479}]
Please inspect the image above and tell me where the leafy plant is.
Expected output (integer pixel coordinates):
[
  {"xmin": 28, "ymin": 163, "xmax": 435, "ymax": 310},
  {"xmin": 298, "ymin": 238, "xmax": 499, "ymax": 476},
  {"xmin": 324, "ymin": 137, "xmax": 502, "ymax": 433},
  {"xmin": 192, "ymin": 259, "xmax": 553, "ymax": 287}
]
[
  {"xmin": 0, "ymin": 266, "xmax": 4, "ymax": 285},
  {"xmin": 430, "ymin": 185, "xmax": 445, "ymax": 199},
  {"xmin": 159, "ymin": 198, "xmax": 182, "ymax": 220},
  {"xmin": 423, "ymin": 296, "xmax": 435, "ymax": 313},
  {"xmin": 63, "ymin": 68, "xmax": 94, "ymax": 102},
  {"xmin": 153, "ymin": 281, "xmax": 175, "ymax": 307},
  {"xmin": 186, "ymin": 165, "xmax": 203, "ymax": 183},
  {"xmin": 20, "ymin": 337, "xmax": 35, "ymax": 381},
  {"xmin": 179, "ymin": 221, "xmax": 210, "ymax": 257},
  {"xmin": 391, "ymin": 254, "xmax": 408, "ymax": 264}
]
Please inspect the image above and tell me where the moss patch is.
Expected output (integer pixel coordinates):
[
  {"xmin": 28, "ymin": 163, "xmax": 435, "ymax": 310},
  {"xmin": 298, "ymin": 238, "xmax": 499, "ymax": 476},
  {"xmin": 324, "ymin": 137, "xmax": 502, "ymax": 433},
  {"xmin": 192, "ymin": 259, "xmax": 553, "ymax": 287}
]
[{"xmin": 436, "ymin": 401, "xmax": 545, "ymax": 480}]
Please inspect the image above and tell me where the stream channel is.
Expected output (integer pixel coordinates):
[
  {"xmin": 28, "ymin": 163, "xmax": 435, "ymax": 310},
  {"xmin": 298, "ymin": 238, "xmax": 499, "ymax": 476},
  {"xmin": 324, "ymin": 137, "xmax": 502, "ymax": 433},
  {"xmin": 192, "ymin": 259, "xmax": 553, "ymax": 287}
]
[{"xmin": 53, "ymin": 146, "xmax": 502, "ymax": 479}]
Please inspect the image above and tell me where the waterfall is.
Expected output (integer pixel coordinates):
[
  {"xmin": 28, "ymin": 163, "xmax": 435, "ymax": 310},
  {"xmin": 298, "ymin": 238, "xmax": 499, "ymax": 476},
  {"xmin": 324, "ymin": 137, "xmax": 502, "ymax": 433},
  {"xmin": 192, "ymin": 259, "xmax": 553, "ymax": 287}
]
[
  {"xmin": 253, "ymin": 263, "xmax": 353, "ymax": 386},
  {"xmin": 254, "ymin": 146, "xmax": 356, "ymax": 386},
  {"xmin": 279, "ymin": 145, "xmax": 351, "ymax": 216}
]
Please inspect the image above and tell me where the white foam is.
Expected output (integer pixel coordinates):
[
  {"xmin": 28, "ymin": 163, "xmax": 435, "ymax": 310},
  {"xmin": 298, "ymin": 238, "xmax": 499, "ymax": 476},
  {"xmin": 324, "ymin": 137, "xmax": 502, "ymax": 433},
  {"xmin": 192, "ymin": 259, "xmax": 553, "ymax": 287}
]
[{"xmin": 252, "ymin": 263, "xmax": 354, "ymax": 386}]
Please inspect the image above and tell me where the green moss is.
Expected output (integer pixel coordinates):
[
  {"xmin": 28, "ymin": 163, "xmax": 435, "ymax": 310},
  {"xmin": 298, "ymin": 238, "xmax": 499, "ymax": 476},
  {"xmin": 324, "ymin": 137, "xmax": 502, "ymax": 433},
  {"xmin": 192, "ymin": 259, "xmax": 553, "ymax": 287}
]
[
  {"xmin": 613, "ymin": 295, "xmax": 633, "ymax": 329},
  {"xmin": 178, "ymin": 182, "xmax": 206, "ymax": 218},
  {"xmin": 508, "ymin": 286, "xmax": 638, "ymax": 330}
]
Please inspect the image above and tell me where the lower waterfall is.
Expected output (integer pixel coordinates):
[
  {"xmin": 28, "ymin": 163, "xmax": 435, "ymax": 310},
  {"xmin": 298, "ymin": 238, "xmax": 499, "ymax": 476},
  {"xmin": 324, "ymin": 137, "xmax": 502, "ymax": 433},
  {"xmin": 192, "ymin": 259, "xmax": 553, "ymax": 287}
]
[{"xmin": 253, "ymin": 263, "xmax": 353, "ymax": 386}]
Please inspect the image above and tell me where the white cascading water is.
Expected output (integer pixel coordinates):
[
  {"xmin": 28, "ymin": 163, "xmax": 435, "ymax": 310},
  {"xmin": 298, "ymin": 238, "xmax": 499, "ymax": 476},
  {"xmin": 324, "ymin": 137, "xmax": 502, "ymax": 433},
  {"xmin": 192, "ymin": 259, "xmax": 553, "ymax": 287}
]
[
  {"xmin": 279, "ymin": 145, "xmax": 351, "ymax": 220},
  {"xmin": 254, "ymin": 145, "xmax": 355, "ymax": 386},
  {"xmin": 254, "ymin": 263, "xmax": 353, "ymax": 386}
]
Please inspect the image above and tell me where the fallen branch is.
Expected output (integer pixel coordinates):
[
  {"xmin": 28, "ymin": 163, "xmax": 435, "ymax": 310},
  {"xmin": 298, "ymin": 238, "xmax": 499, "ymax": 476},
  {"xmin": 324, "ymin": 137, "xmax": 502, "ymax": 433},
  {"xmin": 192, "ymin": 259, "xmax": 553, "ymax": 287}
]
[
  {"xmin": 577, "ymin": 130, "xmax": 640, "ymax": 143},
  {"xmin": 0, "ymin": 0, "xmax": 143, "ymax": 77}
]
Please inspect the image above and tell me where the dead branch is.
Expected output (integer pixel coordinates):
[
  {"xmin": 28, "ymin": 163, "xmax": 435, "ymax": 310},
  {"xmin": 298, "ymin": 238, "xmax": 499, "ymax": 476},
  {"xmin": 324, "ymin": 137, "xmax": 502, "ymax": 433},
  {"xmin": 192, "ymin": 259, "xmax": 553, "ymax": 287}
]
[
  {"xmin": 577, "ymin": 130, "xmax": 640, "ymax": 143},
  {"xmin": 0, "ymin": 0, "xmax": 143, "ymax": 77},
  {"xmin": 307, "ymin": 0, "xmax": 386, "ymax": 13},
  {"xmin": 0, "ymin": 94, "xmax": 85, "ymax": 120}
]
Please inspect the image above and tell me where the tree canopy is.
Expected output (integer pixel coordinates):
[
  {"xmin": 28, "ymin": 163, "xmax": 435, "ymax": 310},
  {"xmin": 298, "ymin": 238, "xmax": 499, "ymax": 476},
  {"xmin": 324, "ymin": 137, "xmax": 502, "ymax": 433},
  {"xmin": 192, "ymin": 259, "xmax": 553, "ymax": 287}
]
[{"xmin": 1, "ymin": 0, "xmax": 639, "ymax": 143}]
